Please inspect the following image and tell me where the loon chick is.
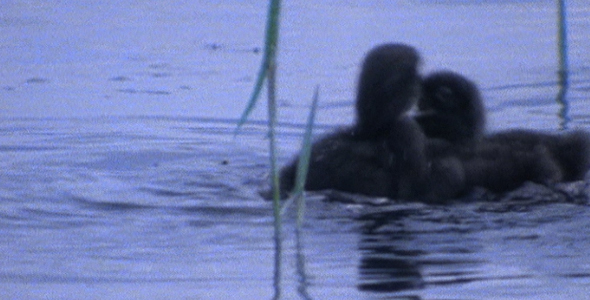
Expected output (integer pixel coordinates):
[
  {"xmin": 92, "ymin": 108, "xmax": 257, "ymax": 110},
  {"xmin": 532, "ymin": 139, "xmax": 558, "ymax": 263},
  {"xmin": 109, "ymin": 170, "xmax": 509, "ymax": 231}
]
[
  {"xmin": 279, "ymin": 43, "xmax": 463, "ymax": 201},
  {"xmin": 416, "ymin": 71, "xmax": 486, "ymax": 146},
  {"xmin": 414, "ymin": 71, "xmax": 569, "ymax": 193}
]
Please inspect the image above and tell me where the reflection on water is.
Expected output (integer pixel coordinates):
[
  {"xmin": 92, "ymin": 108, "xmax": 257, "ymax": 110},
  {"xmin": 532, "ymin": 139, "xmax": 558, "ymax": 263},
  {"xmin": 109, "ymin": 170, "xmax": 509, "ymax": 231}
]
[
  {"xmin": 352, "ymin": 197, "xmax": 590, "ymax": 299},
  {"xmin": 2, "ymin": 118, "xmax": 590, "ymax": 299},
  {"xmin": 357, "ymin": 208, "xmax": 425, "ymax": 294}
]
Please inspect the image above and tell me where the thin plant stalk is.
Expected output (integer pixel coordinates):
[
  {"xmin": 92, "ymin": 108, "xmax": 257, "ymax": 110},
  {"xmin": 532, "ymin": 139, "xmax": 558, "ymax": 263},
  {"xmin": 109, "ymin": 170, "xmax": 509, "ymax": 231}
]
[
  {"xmin": 293, "ymin": 86, "xmax": 320, "ymax": 227},
  {"xmin": 237, "ymin": 0, "xmax": 282, "ymax": 132},
  {"xmin": 267, "ymin": 61, "xmax": 281, "ymax": 223},
  {"xmin": 556, "ymin": 0, "xmax": 570, "ymax": 129},
  {"xmin": 237, "ymin": 0, "xmax": 317, "ymax": 296},
  {"xmin": 295, "ymin": 227, "xmax": 312, "ymax": 300},
  {"xmin": 557, "ymin": 0, "xmax": 569, "ymax": 83},
  {"xmin": 236, "ymin": 0, "xmax": 282, "ymax": 208},
  {"xmin": 272, "ymin": 196, "xmax": 282, "ymax": 300},
  {"xmin": 234, "ymin": 0, "xmax": 282, "ymax": 296},
  {"xmin": 264, "ymin": 1, "xmax": 282, "ymax": 298},
  {"xmin": 279, "ymin": 86, "xmax": 319, "ymax": 221}
]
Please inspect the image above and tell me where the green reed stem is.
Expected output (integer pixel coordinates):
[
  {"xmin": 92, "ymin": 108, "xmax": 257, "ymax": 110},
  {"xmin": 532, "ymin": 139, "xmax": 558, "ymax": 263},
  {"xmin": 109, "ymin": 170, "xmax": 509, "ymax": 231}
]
[
  {"xmin": 295, "ymin": 227, "xmax": 312, "ymax": 300},
  {"xmin": 293, "ymin": 86, "xmax": 319, "ymax": 227},
  {"xmin": 264, "ymin": 1, "xmax": 283, "ymax": 298},
  {"xmin": 556, "ymin": 0, "xmax": 570, "ymax": 129},
  {"xmin": 267, "ymin": 61, "xmax": 281, "ymax": 221},
  {"xmin": 557, "ymin": 0, "xmax": 569, "ymax": 83},
  {"xmin": 237, "ymin": 0, "xmax": 317, "ymax": 295},
  {"xmin": 236, "ymin": 0, "xmax": 282, "ymax": 200},
  {"xmin": 234, "ymin": 0, "xmax": 282, "ymax": 296},
  {"xmin": 236, "ymin": 0, "xmax": 282, "ymax": 132}
]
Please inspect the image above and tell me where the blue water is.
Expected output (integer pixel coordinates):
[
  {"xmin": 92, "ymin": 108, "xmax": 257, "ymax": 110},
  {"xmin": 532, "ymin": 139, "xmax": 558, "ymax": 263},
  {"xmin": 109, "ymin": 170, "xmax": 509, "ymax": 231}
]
[{"xmin": 2, "ymin": 0, "xmax": 590, "ymax": 299}]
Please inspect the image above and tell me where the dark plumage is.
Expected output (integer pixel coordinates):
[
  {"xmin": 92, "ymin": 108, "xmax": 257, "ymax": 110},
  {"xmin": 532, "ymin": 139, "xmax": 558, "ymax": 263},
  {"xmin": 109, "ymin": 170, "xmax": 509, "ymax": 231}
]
[
  {"xmin": 279, "ymin": 128, "xmax": 398, "ymax": 198},
  {"xmin": 415, "ymin": 71, "xmax": 590, "ymax": 193},
  {"xmin": 461, "ymin": 139, "xmax": 564, "ymax": 193},
  {"xmin": 464, "ymin": 124, "xmax": 590, "ymax": 193},
  {"xmin": 354, "ymin": 44, "xmax": 420, "ymax": 137},
  {"xmin": 279, "ymin": 44, "xmax": 463, "ymax": 201},
  {"xmin": 483, "ymin": 129, "xmax": 590, "ymax": 182},
  {"xmin": 415, "ymin": 71, "xmax": 486, "ymax": 146}
]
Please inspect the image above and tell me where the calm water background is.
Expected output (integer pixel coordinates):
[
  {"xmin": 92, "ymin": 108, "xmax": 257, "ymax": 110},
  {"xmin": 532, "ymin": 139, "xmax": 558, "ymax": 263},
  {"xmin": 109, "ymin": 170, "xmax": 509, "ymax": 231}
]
[{"xmin": 1, "ymin": 0, "xmax": 590, "ymax": 299}]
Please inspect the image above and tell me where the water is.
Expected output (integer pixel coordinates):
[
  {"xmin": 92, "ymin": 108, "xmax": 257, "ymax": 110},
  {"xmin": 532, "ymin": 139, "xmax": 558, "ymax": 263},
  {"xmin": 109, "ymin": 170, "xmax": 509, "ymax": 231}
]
[{"xmin": 2, "ymin": 0, "xmax": 590, "ymax": 299}]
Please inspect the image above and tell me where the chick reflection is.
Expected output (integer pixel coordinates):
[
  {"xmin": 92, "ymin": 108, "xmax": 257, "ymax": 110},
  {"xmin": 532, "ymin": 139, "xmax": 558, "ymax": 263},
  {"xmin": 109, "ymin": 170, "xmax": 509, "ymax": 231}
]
[{"xmin": 356, "ymin": 209, "xmax": 424, "ymax": 296}]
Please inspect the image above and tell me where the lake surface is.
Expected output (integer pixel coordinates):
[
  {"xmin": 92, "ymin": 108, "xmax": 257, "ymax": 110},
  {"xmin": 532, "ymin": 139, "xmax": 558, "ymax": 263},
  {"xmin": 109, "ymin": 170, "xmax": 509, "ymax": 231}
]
[{"xmin": 2, "ymin": 0, "xmax": 590, "ymax": 299}]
